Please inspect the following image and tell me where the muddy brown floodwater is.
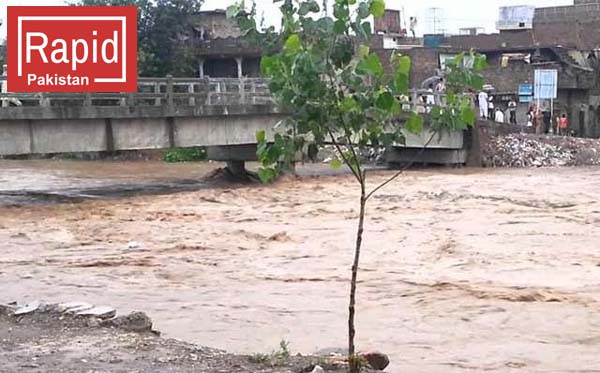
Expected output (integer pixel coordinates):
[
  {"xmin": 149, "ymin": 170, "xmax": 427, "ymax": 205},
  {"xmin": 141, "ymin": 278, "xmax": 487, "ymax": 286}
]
[{"xmin": 1, "ymin": 160, "xmax": 600, "ymax": 372}]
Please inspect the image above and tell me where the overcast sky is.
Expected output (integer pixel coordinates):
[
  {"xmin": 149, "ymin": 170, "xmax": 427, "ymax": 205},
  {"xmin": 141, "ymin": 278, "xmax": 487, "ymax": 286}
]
[{"xmin": 1, "ymin": 0, "xmax": 574, "ymax": 39}]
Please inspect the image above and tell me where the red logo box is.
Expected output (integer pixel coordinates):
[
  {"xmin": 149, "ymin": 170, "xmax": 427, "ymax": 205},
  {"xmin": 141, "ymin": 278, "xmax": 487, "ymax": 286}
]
[{"xmin": 7, "ymin": 6, "xmax": 137, "ymax": 92}]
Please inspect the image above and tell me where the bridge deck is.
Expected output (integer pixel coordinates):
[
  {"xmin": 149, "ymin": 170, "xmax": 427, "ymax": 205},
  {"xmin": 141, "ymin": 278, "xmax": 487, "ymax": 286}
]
[{"xmin": 0, "ymin": 77, "xmax": 463, "ymax": 159}]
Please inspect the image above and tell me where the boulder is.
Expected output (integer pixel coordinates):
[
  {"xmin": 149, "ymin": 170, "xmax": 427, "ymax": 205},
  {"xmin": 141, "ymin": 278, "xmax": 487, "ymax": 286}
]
[
  {"xmin": 14, "ymin": 301, "xmax": 41, "ymax": 316},
  {"xmin": 360, "ymin": 351, "xmax": 390, "ymax": 371},
  {"xmin": 310, "ymin": 365, "xmax": 325, "ymax": 373},
  {"xmin": 103, "ymin": 312, "xmax": 153, "ymax": 332}
]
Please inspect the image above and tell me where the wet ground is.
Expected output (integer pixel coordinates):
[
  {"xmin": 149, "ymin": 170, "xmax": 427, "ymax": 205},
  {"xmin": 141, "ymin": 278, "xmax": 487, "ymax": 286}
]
[{"xmin": 1, "ymin": 160, "xmax": 600, "ymax": 372}]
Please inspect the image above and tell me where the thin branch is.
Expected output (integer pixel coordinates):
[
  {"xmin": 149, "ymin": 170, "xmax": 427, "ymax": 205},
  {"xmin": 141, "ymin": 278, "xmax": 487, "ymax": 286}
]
[
  {"xmin": 328, "ymin": 129, "xmax": 363, "ymax": 184},
  {"xmin": 341, "ymin": 123, "xmax": 363, "ymax": 183},
  {"xmin": 365, "ymin": 131, "xmax": 436, "ymax": 201}
]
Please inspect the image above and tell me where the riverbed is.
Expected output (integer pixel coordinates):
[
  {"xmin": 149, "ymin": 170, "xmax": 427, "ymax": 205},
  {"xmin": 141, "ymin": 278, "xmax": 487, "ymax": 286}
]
[{"xmin": 1, "ymin": 160, "xmax": 599, "ymax": 372}]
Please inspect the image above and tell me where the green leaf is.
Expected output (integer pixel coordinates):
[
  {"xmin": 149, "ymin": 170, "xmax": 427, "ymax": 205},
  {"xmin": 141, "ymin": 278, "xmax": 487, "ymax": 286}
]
[
  {"xmin": 329, "ymin": 158, "xmax": 343, "ymax": 169},
  {"xmin": 256, "ymin": 130, "xmax": 266, "ymax": 143},
  {"xmin": 298, "ymin": 0, "xmax": 320, "ymax": 16},
  {"xmin": 460, "ymin": 106, "xmax": 476, "ymax": 126},
  {"xmin": 357, "ymin": 54, "xmax": 384, "ymax": 78},
  {"xmin": 375, "ymin": 91, "xmax": 394, "ymax": 111},
  {"xmin": 333, "ymin": 19, "xmax": 346, "ymax": 34},
  {"xmin": 473, "ymin": 54, "xmax": 488, "ymax": 72},
  {"xmin": 361, "ymin": 22, "xmax": 372, "ymax": 36},
  {"xmin": 225, "ymin": 4, "xmax": 240, "ymax": 19},
  {"xmin": 357, "ymin": 2, "xmax": 370, "ymax": 19},
  {"xmin": 348, "ymin": 0, "xmax": 356, "ymax": 4},
  {"xmin": 405, "ymin": 113, "xmax": 424, "ymax": 134},
  {"xmin": 333, "ymin": 3, "xmax": 349, "ymax": 20},
  {"xmin": 284, "ymin": 34, "xmax": 301, "ymax": 52},
  {"xmin": 358, "ymin": 45, "xmax": 370, "ymax": 58},
  {"xmin": 331, "ymin": 38, "xmax": 353, "ymax": 67},
  {"xmin": 392, "ymin": 72, "xmax": 408, "ymax": 94},
  {"xmin": 238, "ymin": 17, "xmax": 256, "ymax": 34},
  {"xmin": 430, "ymin": 106, "xmax": 442, "ymax": 120},
  {"xmin": 341, "ymin": 96, "xmax": 359, "ymax": 111},
  {"xmin": 470, "ymin": 75, "xmax": 485, "ymax": 90},
  {"xmin": 258, "ymin": 167, "xmax": 278, "ymax": 183},
  {"xmin": 390, "ymin": 99, "xmax": 401, "ymax": 115},
  {"xmin": 260, "ymin": 55, "xmax": 278, "ymax": 76},
  {"xmin": 369, "ymin": 0, "xmax": 385, "ymax": 18},
  {"xmin": 396, "ymin": 55, "xmax": 411, "ymax": 75}
]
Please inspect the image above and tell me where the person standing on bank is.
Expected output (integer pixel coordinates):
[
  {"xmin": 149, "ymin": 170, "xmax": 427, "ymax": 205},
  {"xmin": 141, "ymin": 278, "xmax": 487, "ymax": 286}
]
[
  {"xmin": 488, "ymin": 95, "xmax": 495, "ymax": 119},
  {"xmin": 495, "ymin": 107, "xmax": 505, "ymax": 123},
  {"xmin": 508, "ymin": 98, "xmax": 517, "ymax": 125},
  {"xmin": 535, "ymin": 108, "xmax": 544, "ymax": 135},
  {"xmin": 478, "ymin": 90, "xmax": 489, "ymax": 119},
  {"xmin": 559, "ymin": 113, "xmax": 569, "ymax": 136}
]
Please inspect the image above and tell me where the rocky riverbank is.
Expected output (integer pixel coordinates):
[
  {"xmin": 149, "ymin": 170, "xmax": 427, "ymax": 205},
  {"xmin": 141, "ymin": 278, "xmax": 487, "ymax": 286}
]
[
  {"xmin": 0, "ymin": 301, "xmax": 386, "ymax": 373},
  {"xmin": 482, "ymin": 134, "xmax": 600, "ymax": 167}
]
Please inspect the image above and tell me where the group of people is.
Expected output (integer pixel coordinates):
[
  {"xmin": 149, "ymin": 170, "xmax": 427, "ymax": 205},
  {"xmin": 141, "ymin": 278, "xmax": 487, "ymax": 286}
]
[
  {"xmin": 526, "ymin": 105, "xmax": 569, "ymax": 135},
  {"xmin": 477, "ymin": 91, "xmax": 515, "ymax": 124},
  {"xmin": 476, "ymin": 90, "xmax": 570, "ymax": 135}
]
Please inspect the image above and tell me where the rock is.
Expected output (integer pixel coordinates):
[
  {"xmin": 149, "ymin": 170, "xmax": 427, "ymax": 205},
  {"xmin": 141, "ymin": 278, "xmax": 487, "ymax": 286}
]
[
  {"xmin": 58, "ymin": 302, "xmax": 93, "ymax": 312},
  {"xmin": 14, "ymin": 301, "xmax": 41, "ymax": 316},
  {"xmin": 76, "ymin": 306, "xmax": 116, "ymax": 319},
  {"xmin": 310, "ymin": 365, "xmax": 325, "ymax": 373},
  {"xmin": 61, "ymin": 303, "xmax": 94, "ymax": 314},
  {"xmin": 0, "ymin": 304, "xmax": 15, "ymax": 316},
  {"xmin": 360, "ymin": 351, "xmax": 390, "ymax": 371},
  {"xmin": 482, "ymin": 134, "xmax": 600, "ymax": 168},
  {"xmin": 103, "ymin": 312, "xmax": 153, "ymax": 332}
]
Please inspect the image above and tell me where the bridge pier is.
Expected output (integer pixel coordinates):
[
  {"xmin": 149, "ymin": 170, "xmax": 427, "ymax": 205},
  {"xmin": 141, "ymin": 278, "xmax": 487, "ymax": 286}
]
[
  {"xmin": 225, "ymin": 160, "xmax": 247, "ymax": 178},
  {"xmin": 206, "ymin": 145, "xmax": 257, "ymax": 180}
]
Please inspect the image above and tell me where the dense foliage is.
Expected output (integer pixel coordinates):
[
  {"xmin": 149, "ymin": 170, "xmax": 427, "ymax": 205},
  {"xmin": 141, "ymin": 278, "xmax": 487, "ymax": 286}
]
[
  {"xmin": 163, "ymin": 147, "xmax": 207, "ymax": 163},
  {"xmin": 72, "ymin": 0, "xmax": 203, "ymax": 76}
]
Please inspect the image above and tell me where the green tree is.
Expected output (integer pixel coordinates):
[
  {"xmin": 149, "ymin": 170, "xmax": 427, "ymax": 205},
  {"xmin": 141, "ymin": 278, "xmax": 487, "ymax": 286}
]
[
  {"xmin": 71, "ymin": 0, "xmax": 203, "ymax": 76},
  {"xmin": 228, "ymin": 1, "xmax": 486, "ymax": 371}
]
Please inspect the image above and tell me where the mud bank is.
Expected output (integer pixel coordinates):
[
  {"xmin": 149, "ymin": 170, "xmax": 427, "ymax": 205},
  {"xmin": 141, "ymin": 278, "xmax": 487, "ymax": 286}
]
[
  {"xmin": 0, "ymin": 302, "xmax": 366, "ymax": 373},
  {"xmin": 1, "ymin": 161, "xmax": 600, "ymax": 372}
]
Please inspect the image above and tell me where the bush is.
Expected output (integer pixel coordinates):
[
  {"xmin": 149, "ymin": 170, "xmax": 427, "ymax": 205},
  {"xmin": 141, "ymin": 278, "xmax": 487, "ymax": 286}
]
[{"xmin": 163, "ymin": 147, "xmax": 207, "ymax": 163}]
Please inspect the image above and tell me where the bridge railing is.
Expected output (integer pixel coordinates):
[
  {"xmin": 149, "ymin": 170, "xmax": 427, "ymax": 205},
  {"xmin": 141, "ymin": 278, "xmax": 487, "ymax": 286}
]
[
  {"xmin": 0, "ymin": 75, "xmax": 456, "ymax": 112},
  {"xmin": 0, "ymin": 76, "xmax": 274, "ymax": 108}
]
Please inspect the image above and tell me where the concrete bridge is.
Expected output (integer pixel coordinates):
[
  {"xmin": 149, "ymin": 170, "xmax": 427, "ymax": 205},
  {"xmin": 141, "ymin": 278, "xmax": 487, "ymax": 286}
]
[{"xmin": 0, "ymin": 77, "xmax": 467, "ymax": 169}]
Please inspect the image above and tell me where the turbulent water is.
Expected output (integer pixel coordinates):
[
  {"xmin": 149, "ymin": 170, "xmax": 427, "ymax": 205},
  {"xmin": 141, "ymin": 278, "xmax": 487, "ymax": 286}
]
[{"xmin": 1, "ymin": 160, "xmax": 599, "ymax": 372}]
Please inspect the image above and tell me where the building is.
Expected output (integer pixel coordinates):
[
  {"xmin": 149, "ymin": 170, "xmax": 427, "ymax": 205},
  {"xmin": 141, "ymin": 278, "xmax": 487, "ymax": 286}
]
[
  {"xmin": 372, "ymin": 1, "xmax": 600, "ymax": 137},
  {"xmin": 182, "ymin": 10, "xmax": 263, "ymax": 78}
]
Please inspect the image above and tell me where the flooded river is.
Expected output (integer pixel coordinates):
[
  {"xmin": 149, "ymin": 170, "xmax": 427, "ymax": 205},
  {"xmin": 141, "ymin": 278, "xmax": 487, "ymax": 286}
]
[{"xmin": 1, "ymin": 160, "xmax": 599, "ymax": 372}]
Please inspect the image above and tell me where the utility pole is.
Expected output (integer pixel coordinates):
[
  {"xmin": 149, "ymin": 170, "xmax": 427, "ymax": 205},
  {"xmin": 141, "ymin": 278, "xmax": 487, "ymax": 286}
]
[{"xmin": 427, "ymin": 7, "xmax": 444, "ymax": 34}]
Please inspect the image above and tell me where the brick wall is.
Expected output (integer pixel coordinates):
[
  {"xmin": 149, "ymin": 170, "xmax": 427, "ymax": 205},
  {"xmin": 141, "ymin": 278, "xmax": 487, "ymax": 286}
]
[
  {"xmin": 371, "ymin": 47, "xmax": 440, "ymax": 88},
  {"xmin": 480, "ymin": 52, "xmax": 534, "ymax": 93},
  {"xmin": 534, "ymin": 3, "xmax": 600, "ymax": 23},
  {"xmin": 375, "ymin": 9, "xmax": 402, "ymax": 34},
  {"xmin": 407, "ymin": 48, "xmax": 440, "ymax": 87},
  {"xmin": 444, "ymin": 31, "xmax": 534, "ymax": 50}
]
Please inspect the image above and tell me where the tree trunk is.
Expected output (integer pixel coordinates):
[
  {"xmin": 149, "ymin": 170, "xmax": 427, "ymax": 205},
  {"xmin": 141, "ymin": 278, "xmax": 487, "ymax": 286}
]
[{"xmin": 348, "ymin": 186, "xmax": 366, "ymax": 373}]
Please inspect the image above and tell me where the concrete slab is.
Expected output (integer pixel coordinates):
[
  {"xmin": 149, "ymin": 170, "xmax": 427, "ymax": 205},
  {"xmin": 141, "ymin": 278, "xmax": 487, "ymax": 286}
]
[
  {"xmin": 401, "ymin": 128, "xmax": 464, "ymax": 149},
  {"xmin": 31, "ymin": 119, "xmax": 106, "ymax": 154},
  {"xmin": 174, "ymin": 115, "xmax": 283, "ymax": 147},
  {"xmin": 111, "ymin": 118, "xmax": 170, "ymax": 150},
  {"xmin": 387, "ymin": 147, "xmax": 468, "ymax": 165},
  {"xmin": 0, "ymin": 120, "xmax": 31, "ymax": 155}
]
